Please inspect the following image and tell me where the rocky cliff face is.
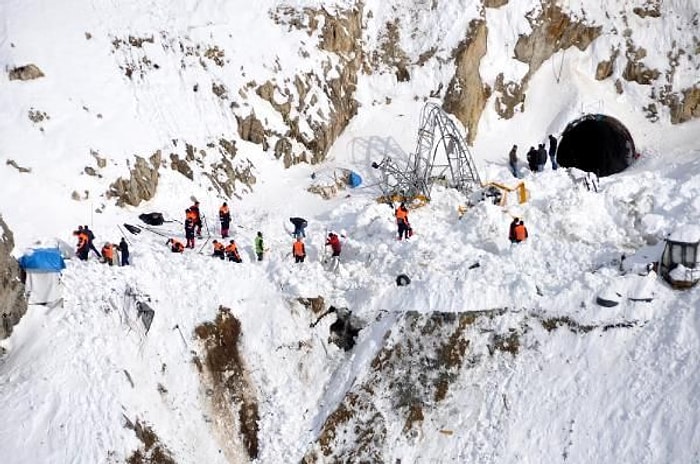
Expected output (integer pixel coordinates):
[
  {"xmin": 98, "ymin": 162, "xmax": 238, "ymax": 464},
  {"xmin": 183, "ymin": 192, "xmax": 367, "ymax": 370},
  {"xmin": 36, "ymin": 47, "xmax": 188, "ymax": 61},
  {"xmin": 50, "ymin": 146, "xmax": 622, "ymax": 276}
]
[
  {"xmin": 98, "ymin": 0, "xmax": 699, "ymax": 204},
  {"xmin": 0, "ymin": 216, "xmax": 27, "ymax": 341}
]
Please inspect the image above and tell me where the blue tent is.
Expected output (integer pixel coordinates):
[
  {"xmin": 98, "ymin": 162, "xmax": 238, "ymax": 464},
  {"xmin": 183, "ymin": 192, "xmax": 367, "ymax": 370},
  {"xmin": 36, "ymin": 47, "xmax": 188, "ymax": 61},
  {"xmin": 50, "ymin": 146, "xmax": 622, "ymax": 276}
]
[
  {"xmin": 19, "ymin": 248, "xmax": 66, "ymax": 272},
  {"xmin": 348, "ymin": 171, "xmax": 362, "ymax": 188}
]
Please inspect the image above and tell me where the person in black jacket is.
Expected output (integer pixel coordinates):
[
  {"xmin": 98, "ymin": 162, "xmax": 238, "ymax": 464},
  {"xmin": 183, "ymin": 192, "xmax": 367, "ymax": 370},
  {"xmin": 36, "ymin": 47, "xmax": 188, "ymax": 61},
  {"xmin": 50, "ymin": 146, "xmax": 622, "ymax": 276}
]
[
  {"xmin": 289, "ymin": 217, "xmax": 308, "ymax": 238},
  {"xmin": 117, "ymin": 237, "xmax": 130, "ymax": 266},
  {"xmin": 548, "ymin": 134, "xmax": 558, "ymax": 170},
  {"xmin": 83, "ymin": 225, "xmax": 101, "ymax": 258},
  {"xmin": 526, "ymin": 147, "xmax": 537, "ymax": 172}
]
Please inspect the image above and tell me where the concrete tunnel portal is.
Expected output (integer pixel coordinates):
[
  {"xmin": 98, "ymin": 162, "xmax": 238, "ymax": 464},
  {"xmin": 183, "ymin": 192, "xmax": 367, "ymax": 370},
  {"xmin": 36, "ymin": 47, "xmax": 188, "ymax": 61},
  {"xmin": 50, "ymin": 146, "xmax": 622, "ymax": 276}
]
[{"xmin": 556, "ymin": 114, "xmax": 636, "ymax": 177}]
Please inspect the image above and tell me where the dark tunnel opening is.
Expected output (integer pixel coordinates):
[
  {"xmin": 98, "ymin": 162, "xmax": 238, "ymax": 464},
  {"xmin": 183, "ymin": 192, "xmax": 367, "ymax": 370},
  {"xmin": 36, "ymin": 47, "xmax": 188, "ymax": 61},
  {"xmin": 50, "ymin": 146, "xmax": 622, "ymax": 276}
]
[{"xmin": 556, "ymin": 114, "xmax": 636, "ymax": 177}]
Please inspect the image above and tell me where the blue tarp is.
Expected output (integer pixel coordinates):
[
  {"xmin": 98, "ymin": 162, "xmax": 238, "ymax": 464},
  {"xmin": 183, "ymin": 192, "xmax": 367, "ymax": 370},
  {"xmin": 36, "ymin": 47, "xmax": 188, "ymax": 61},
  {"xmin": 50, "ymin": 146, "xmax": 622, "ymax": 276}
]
[
  {"xmin": 19, "ymin": 248, "xmax": 66, "ymax": 272},
  {"xmin": 348, "ymin": 171, "xmax": 362, "ymax": 188}
]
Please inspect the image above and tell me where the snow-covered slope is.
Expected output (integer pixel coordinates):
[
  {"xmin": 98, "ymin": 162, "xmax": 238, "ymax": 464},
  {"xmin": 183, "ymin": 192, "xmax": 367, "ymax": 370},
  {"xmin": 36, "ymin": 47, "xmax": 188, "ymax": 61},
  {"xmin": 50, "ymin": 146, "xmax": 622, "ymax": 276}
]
[{"xmin": 1, "ymin": 0, "xmax": 699, "ymax": 463}]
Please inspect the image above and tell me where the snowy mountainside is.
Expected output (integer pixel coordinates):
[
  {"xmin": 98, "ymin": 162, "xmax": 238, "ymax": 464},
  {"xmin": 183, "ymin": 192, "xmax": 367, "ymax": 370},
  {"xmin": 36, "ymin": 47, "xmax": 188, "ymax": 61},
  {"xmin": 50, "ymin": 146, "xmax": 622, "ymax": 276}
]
[{"xmin": 1, "ymin": 0, "xmax": 700, "ymax": 463}]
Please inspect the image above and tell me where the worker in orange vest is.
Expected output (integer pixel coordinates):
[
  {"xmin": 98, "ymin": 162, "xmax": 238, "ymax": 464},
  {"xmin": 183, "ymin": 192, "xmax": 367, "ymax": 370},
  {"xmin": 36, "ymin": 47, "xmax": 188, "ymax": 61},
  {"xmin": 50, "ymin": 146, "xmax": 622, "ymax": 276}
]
[
  {"xmin": 166, "ymin": 238, "xmax": 185, "ymax": 253},
  {"xmin": 225, "ymin": 240, "xmax": 242, "ymax": 263},
  {"xmin": 292, "ymin": 237, "xmax": 306, "ymax": 263},
  {"xmin": 212, "ymin": 240, "xmax": 225, "ymax": 259},
  {"xmin": 189, "ymin": 201, "xmax": 203, "ymax": 236},
  {"xmin": 509, "ymin": 217, "xmax": 529, "ymax": 243},
  {"xmin": 74, "ymin": 226, "xmax": 90, "ymax": 261},
  {"xmin": 101, "ymin": 243, "xmax": 115, "ymax": 265},
  {"xmin": 395, "ymin": 202, "xmax": 412, "ymax": 240}
]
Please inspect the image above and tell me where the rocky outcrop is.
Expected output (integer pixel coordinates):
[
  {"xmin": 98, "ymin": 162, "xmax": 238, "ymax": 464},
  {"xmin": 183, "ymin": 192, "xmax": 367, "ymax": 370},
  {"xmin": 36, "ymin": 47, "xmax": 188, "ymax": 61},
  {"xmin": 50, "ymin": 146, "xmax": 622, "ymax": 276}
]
[
  {"xmin": 9, "ymin": 64, "xmax": 45, "ymax": 81},
  {"xmin": 0, "ymin": 216, "xmax": 27, "ymax": 341},
  {"xmin": 107, "ymin": 151, "xmax": 162, "ymax": 207},
  {"xmin": 260, "ymin": 5, "xmax": 363, "ymax": 166},
  {"xmin": 236, "ymin": 112, "xmax": 269, "ymax": 150},
  {"xmin": 668, "ymin": 87, "xmax": 700, "ymax": 124},
  {"xmin": 443, "ymin": 20, "xmax": 489, "ymax": 144},
  {"xmin": 514, "ymin": 3, "xmax": 602, "ymax": 81}
]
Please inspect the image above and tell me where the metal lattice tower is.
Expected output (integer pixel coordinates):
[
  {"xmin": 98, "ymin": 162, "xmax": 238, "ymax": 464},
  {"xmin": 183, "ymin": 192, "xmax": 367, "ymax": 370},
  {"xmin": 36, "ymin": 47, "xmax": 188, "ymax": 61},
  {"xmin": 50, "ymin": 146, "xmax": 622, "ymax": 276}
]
[{"xmin": 373, "ymin": 102, "xmax": 482, "ymax": 201}]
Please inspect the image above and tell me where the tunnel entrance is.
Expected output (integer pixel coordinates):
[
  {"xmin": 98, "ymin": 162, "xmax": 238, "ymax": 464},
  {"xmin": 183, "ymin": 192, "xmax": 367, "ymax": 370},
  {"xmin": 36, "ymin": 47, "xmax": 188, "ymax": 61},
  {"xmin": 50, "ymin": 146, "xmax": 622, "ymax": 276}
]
[{"xmin": 556, "ymin": 114, "xmax": 636, "ymax": 177}]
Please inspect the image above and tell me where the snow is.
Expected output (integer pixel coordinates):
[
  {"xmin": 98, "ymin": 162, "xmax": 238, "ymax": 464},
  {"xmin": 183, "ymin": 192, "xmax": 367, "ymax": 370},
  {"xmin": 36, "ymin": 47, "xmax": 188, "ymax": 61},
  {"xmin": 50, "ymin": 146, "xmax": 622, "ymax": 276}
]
[
  {"xmin": 1, "ymin": 0, "xmax": 700, "ymax": 463},
  {"xmin": 669, "ymin": 225, "xmax": 700, "ymax": 244}
]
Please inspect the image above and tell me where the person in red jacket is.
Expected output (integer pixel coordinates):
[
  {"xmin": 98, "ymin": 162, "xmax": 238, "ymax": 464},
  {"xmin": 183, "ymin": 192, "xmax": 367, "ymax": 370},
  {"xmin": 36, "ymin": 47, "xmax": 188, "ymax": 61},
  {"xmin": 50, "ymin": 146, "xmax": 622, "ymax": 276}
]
[
  {"xmin": 225, "ymin": 240, "xmax": 242, "ymax": 263},
  {"xmin": 292, "ymin": 237, "xmax": 306, "ymax": 263},
  {"xmin": 325, "ymin": 232, "xmax": 341, "ymax": 272}
]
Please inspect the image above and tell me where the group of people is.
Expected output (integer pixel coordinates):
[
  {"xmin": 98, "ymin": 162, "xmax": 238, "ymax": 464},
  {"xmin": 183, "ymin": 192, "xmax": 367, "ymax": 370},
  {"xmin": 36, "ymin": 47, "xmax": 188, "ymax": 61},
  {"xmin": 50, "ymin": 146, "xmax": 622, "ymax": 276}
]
[
  {"xmin": 509, "ymin": 134, "xmax": 558, "ymax": 177},
  {"xmin": 73, "ymin": 225, "xmax": 130, "ymax": 266}
]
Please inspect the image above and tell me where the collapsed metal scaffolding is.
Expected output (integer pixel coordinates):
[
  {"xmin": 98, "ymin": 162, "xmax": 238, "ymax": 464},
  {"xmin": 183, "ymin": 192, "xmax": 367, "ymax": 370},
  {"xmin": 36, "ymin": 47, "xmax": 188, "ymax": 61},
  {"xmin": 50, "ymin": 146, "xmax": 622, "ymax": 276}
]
[{"xmin": 372, "ymin": 102, "xmax": 482, "ymax": 201}]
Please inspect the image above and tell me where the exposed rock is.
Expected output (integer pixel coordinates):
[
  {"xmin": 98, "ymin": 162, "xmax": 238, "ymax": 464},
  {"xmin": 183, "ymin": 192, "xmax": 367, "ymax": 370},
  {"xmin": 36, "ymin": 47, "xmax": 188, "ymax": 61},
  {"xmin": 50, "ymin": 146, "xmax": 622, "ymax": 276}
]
[
  {"xmin": 668, "ymin": 86, "xmax": 700, "ymax": 124},
  {"xmin": 297, "ymin": 296, "xmax": 325, "ymax": 315},
  {"xmin": 195, "ymin": 307, "xmax": 260, "ymax": 460},
  {"xmin": 0, "ymin": 215, "xmax": 27, "ymax": 341},
  {"xmin": 90, "ymin": 150, "xmax": 107, "ymax": 168},
  {"xmin": 257, "ymin": 81, "xmax": 292, "ymax": 120},
  {"xmin": 370, "ymin": 19, "xmax": 410, "ymax": 80},
  {"xmin": 28, "ymin": 109, "xmax": 49, "ymax": 123},
  {"xmin": 596, "ymin": 48, "xmax": 620, "ymax": 81},
  {"xmin": 169, "ymin": 153, "xmax": 193, "ymax": 180},
  {"xmin": 274, "ymin": 137, "xmax": 293, "ymax": 162},
  {"xmin": 304, "ymin": 309, "xmax": 509, "ymax": 461},
  {"xmin": 236, "ymin": 112, "xmax": 269, "ymax": 149},
  {"xmin": 212, "ymin": 82, "xmax": 227, "ymax": 99},
  {"xmin": 9, "ymin": 64, "xmax": 45, "ymax": 81},
  {"xmin": 107, "ymin": 151, "xmax": 162, "ymax": 207},
  {"xmin": 204, "ymin": 157, "xmax": 256, "ymax": 198},
  {"xmin": 493, "ymin": 73, "xmax": 525, "ymax": 119},
  {"xmin": 5, "ymin": 159, "xmax": 31, "ymax": 173},
  {"xmin": 622, "ymin": 46, "xmax": 660, "ymax": 85},
  {"xmin": 633, "ymin": 1, "xmax": 661, "ymax": 18},
  {"xmin": 514, "ymin": 2, "xmax": 602, "ymax": 80},
  {"xmin": 483, "ymin": 0, "xmax": 508, "ymax": 7},
  {"xmin": 84, "ymin": 166, "xmax": 98, "ymax": 176},
  {"xmin": 443, "ymin": 20, "xmax": 490, "ymax": 144}
]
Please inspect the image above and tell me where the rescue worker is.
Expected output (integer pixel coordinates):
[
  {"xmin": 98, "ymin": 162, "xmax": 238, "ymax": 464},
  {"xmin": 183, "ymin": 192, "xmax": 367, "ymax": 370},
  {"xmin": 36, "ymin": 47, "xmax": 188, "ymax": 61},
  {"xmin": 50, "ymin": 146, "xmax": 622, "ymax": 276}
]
[
  {"xmin": 289, "ymin": 217, "xmax": 308, "ymax": 238},
  {"xmin": 166, "ymin": 238, "xmax": 185, "ymax": 253},
  {"xmin": 117, "ymin": 237, "xmax": 130, "ymax": 266},
  {"xmin": 395, "ymin": 202, "xmax": 411, "ymax": 240},
  {"xmin": 254, "ymin": 231, "xmax": 265, "ymax": 261},
  {"xmin": 509, "ymin": 217, "xmax": 528, "ymax": 243},
  {"xmin": 212, "ymin": 240, "xmax": 225, "ymax": 259},
  {"xmin": 184, "ymin": 211, "xmax": 196, "ymax": 249},
  {"xmin": 325, "ymin": 232, "xmax": 341, "ymax": 271},
  {"xmin": 292, "ymin": 237, "xmax": 306, "ymax": 263},
  {"xmin": 189, "ymin": 201, "xmax": 202, "ymax": 236},
  {"xmin": 101, "ymin": 242, "xmax": 115, "ymax": 265},
  {"xmin": 84, "ymin": 225, "xmax": 101, "ymax": 258},
  {"xmin": 548, "ymin": 134, "xmax": 558, "ymax": 170},
  {"xmin": 225, "ymin": 240, "xmax": 242, "ymax": 263},
  {"xmin": 74, "ymin": 227, "xmax": 89, "ymax": 261},
  {"xmin": 537, "ymin": 144, "xmax": 547, "ymax": 172},
  {"xmin": 526, "ymin": 146, "xmax": 537, "ymax": 172},
  {"xmin": 508, "ymin": 144, "xmax": 518, "ymax": 177},
  {"xmin": 219, "ymin": 202, "xmax": 231, "ymax": 238}
]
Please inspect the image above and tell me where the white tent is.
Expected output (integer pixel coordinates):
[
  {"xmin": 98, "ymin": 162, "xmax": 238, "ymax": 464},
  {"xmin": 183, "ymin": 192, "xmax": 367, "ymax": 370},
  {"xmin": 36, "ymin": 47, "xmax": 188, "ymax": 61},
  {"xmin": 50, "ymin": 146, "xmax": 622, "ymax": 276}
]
[{"xmin": 18, "ymin": 248, "xmax": 66, "ymax": 308}]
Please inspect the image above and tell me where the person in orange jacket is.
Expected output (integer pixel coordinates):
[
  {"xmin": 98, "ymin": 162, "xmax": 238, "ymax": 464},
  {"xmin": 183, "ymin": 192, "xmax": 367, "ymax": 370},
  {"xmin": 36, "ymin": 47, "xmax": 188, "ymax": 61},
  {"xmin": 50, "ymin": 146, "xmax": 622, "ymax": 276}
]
[
  {"xmin": 219, "ymin": 202, "xmax": 231, "ymax": 238},
  {"xmin": 74, "ymin": 226, "xmax": 90, "ymax": 260},
  {"xmin": 509, "ymin": 217, "xmax": 529, "ymax": 243},
  {"xmin": 292, "ymin": 237, "xmax": 306, "ymax": 263},
  {"xmin": 189, "ymin": 201, "xmax": 202, "ymax": 236},
  {"xmin": 212, "ymin": 240, "xmax": 225, "ymax": 259},
  {"xmin": 395, "ymin": 202, "xmax": 412, "ymax": 240},
  {"xmin": 166, "ymin": 238, "xmax": 185, "ymax": 253},
  {"xmin": 225, "ymin": 240, "xmax": 242, "ymax": 263},
  {"xmin": 101, "ymin": 243, "xmax": 115, "ymax": 265}
]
